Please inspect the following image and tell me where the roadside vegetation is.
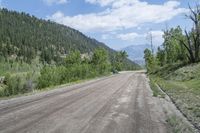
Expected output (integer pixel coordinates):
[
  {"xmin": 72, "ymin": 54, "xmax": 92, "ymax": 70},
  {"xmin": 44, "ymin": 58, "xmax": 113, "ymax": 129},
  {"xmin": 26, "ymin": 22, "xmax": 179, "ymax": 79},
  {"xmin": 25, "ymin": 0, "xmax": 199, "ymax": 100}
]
[
  {"xmin": 144, "ymin": 4, "xmax": 200, "ymax": 131},
  {"xmin": 166, "ymin": 115, "xmax": 195, "ymax": 133},
  {"xmin": 149, "ymin": 77, "xmax": 165, "ymax": 98},
  {"xmin": 0, "ymin": 47, "xmax": 134, "ymax": 97},
  {"xmin": 157, "ymin": 65, "xmax": 200, "ymax": 130}
]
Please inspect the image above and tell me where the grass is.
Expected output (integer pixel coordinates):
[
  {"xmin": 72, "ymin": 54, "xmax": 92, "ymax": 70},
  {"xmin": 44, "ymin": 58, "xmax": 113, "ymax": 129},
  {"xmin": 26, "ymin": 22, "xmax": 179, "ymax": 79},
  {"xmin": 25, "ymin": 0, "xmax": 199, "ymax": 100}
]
[
  {"xmin": 149, "ymin": 74, "xmax": 198, "ymax": 132},
  {"xmin": 149, "ymin": 77, "xmax": 165, "ymax": 98},
  {"xmin": 166, "ymin": 115, "xmax": 195, "ymax": 133},
  {"xmin": 150, "ymin": 63, "xmax": 200, "ymax": 130},
  {"xmin": 157, "ymin": 79, "xmax": 200, "ymax": 130},
  {"xmin": 166, "ymin": 63, "xmax": 200, "ymax": 81}
]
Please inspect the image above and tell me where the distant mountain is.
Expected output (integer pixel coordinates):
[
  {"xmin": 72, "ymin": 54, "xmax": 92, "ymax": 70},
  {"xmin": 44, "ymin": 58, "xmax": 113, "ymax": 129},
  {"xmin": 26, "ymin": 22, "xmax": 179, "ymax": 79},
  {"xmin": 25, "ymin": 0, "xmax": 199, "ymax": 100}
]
[
  {"xmin": 121, "ymin": 44, "xmax": 153, "ymax": 65},
  {"xmin": 0, "ymin": 8, "xmax": 139, "ymax": 69}
]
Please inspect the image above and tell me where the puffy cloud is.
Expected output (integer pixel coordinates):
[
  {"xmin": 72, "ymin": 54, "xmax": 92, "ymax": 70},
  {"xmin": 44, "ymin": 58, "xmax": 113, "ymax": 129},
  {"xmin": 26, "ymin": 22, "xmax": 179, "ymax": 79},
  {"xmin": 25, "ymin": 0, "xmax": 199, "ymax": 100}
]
[
  {"xmin": 85, "ymin": 0, "xmax": 139, "ymax": 7},
  {"xmin": 117, "ymin": 32, "xmax": 142, "ymax": 41},
  {"xmin": 116, "ymin": 30, "xmax": 164, "ymax": 45},
  {"xmin": 101, "ymin": 32, "xmax": 117, "ymax": 39},
  {"xmin": 48, "ymin": 0, "xmax": 187, "ymax": 32},
  {"xmin": 43, "ymin": 0, "xmax": 68, "ymax": 6},
  {"xmin": 102, "ymin": 34, "xmax": 111, "ymax": 40},
  {"xmin": 150, "ymin": 30, "xmax": 164, "ymax": 44},
  {"xmin": 85, "ymin": 0, "xmax": 115, "ymax": 6}
]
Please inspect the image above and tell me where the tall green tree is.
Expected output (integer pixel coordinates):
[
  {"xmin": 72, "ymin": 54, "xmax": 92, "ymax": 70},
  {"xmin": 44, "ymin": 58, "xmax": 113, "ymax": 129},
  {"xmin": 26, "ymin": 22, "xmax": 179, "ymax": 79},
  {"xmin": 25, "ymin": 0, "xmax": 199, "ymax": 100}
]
[
  {"xmin": 144, "ymin": 48, "xmax": 156, "ymax": 73},
  {"xmin": 92, "ymin": 48, "xmax": 110, "ymax": 74},
  {"xmin": 112, "ymin": 51, "xmax": 128, "ymax": 71},
  {"xmin": 156, "ymin": 47, "xmax": 166, "ymax": 66},
  {"xmin": 65, "ymin": 50, "xmax": 81, "ymax": 66},
  {"xmin": 163, "ymin": 26, "xmax": 187, "ymax": 64}
]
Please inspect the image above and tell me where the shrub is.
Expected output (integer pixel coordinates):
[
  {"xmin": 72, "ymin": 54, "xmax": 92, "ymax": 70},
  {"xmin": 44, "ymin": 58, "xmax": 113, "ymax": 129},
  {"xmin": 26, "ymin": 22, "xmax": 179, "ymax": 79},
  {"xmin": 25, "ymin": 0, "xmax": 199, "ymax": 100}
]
[
  {"xmin": 3, "ymin": 75, "xmax": 24, "ymax": 96},
  {"xmin": 1, "ymin": 72, "xmax": 38, "ymax": 97}
]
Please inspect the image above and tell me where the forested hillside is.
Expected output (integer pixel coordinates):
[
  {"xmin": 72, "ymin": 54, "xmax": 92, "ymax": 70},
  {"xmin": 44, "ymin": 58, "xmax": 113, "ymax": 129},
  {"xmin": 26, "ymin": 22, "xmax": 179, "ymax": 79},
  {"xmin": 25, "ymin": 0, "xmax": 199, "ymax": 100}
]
[
  {"xmin": 0, "ymin": 8, "xmax": 138, "ymax": 69},
  {"xmin": 0, "ymin": 8, "xmax": 140, "ymax": 98},
  {"xmin": 0, "ymin": 8, "xmax": 109, "ymax": 63}
]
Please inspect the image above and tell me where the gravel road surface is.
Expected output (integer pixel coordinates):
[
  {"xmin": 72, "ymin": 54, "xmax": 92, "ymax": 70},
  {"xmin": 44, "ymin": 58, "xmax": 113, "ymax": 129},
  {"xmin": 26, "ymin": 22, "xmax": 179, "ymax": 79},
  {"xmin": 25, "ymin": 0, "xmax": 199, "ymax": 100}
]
[{"xmin": 0, "ymin": 72, "xmax": 168, "ymax": 133}]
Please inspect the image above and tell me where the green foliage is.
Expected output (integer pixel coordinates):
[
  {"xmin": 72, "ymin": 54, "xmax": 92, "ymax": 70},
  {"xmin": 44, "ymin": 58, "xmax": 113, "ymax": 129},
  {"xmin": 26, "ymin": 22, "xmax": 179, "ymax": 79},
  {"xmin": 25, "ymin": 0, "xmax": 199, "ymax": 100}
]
[
  {"xmin": 0, "ymin": 8, "xmax": 138, "ymax": 69},
  {"xmin": 38, "ymin": 49, "xmax": 111, "ymax": 89},
  {"xmin": 92, "ymin": 48, "xmax": 108, "ymax": 65},
  {"xmin": 145, "ymin": 5, "xmax": 200, "ymax": 73},
  {"xmin": 0, "ymin": 72, "xmax": 38, "ymax": 97},
  {"xmin": 146, "ymin": 5, "xmax": 200, "ymax": 130},
  {"xmin": 144, "ymin": 48, "xmax": 157, "ymax": 73},
  {"xmin": 112, "ymin": 51, "xmax": 129, "ymax": 71},
  {"xmin": 92, "ymin": 48, "xmax": 111, "ymax": 74},
  {"xmin": 0, "ymin": 59, "xmax": 42, "ymax": 76},
  {"xmin": 0, "ymin": 8, "xmax": 139, "ymax": 97},
  {"xmin": 156, "ymin": 47, "xmax": 166, "ymax": 66},
  {"xmin": 181, "ymin": 5, "xmax": 200, "ymax": 63},
  {"xmin": 4, "ymin": 75, "xmax": 24, "ymax": 96},
  {"xmin": 162, "ymin": 26, "xmax": 187, "ymax": 64},
  {"xmin": 147, "ymin": 26, "xmax": 187, "ymax": 73},
  {"xmin": 0, "ymin": 8, "xmax": 122, "ymax": 65},
  {"xmin": 38, "ymin": 65, "xmax": 97, "ymax": 89},
  {"xmin": 149, "ymin": 77, "xmax": 165, "ymax": 98},
  {"xmin": 0, "ymin": 9, "xmax": 123, "ymax": 64},
  {"xmin": 158, "ymin": 78, "xmax": 200, "ymax": 130},
  {"xmin": 65, "ymin": 50, "xmax": 81, "ymax": 66},
  {"xmin": 166, "ymin": 63, "xmax": 200, "ymax": 81},
  {"xmin": 151, "ymin": 62, "xmax": 200, "ymax": 130},
  {"xmin": 166, "ymin": 115, "xmax": 195, "ymax": 133}
]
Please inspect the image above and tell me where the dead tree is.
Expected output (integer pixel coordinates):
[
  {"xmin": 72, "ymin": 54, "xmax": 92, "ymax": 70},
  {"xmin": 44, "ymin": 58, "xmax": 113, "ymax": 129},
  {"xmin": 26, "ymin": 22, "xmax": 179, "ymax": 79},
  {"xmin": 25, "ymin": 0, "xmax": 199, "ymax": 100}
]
[{"xmin": 182, "ymin": 4, "xmax": 200, "ymax": 63}]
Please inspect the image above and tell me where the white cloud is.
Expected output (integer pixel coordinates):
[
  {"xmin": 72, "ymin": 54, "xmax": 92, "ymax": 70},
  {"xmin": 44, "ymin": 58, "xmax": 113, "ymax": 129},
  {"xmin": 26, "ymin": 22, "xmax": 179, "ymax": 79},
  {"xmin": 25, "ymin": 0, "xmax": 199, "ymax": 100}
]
[
  {"xmin": 101, "ymin": 31, "xmax": 117, "ymax": 39},
  {"xmin": 85, "ymin": 0, "xmax": 139, "ymax": 7},
  {"xmin": 150, "ymin": 31, "xmax": 164, "ymax": 37},
  {"xmin": 145, "ymin": 30, "xmax": 164, "ymax": 45},
  {"xmin": 102, "ymin": 34, "xmax": 110, "ymax": 40},
  {"xmin": 48, "ymin": 0, "xmax": 187, "ymax": 32},
  {"xmin": 85, "ymin": 0, "xmax": 115, "ymax": 6},
  {"xmin": 115, "ymin": 30, "xmax": 164, "ymax": 45},
  {"xmin": 43, "ymin": 0, "xmax": 68, "ymax": 6},
  {"xmin": 150, "ymin": 30, "xmax": 164, "ymax": 44},
  {"xmin": 117, "ymin": 32, "xmax": 142, "ymax": 41}
]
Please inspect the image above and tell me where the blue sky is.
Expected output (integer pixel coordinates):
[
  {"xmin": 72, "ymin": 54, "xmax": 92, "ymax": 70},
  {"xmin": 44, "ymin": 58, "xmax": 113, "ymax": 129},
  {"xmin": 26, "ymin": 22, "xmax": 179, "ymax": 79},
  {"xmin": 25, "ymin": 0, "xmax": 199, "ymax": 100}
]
[{"xmin": 0, "ymin": 0, "xmax": 197, "ymax": 50}]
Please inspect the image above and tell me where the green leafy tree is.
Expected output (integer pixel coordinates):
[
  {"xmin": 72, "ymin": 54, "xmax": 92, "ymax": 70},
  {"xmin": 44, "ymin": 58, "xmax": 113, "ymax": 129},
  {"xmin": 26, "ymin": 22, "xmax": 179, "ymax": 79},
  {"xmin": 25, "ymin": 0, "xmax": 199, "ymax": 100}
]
[
  {"xmin": 65, "ymin": 50, "xmax": 81, "ymax": 66},
  {"xmin": 144, "ymin": 48, "xmax": 156, "ymax": 73},
  {"xmin": 172, "ymin": 5, "xmax": 200, "ymax": 63},
  {"xmin": 92, "ymin": 48, "xmax": 110, "ymax": 74},
  {"xmin": 163, "ymin": 26, "xmax": 187, "ymax": 64},
  {"xmin": 112, "ymin": 51, "xmax": 128, "ymax": 71},
  {"xmin": 156, "ymin": 47, "xmax": 166, "ymax": 66}
]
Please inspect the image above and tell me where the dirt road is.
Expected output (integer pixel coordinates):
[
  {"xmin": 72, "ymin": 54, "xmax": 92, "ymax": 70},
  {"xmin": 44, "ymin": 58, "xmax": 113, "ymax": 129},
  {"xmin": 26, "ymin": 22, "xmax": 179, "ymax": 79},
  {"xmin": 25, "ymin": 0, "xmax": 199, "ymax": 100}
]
[{"xmin": 0, "ymin": 72, "xmax": 168, "ymax": 133}]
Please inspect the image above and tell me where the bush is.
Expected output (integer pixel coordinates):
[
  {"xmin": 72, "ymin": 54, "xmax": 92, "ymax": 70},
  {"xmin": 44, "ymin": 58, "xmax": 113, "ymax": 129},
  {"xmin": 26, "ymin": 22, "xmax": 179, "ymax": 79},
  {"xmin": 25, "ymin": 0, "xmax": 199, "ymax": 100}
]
[
  {"xmin": 37, "ymin": 62, "xmax": 110, "ymax": 89},
  {"xmin": 3, "ymin": 75, "xmax": 24, "ymax": 96},
  {"xmin": 1, "ymin": 72, "xmax": 38, "ymax": 97},
  {"xmin": 36, "ymin": 49, "xmax": 111, "ymax": 89}
]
